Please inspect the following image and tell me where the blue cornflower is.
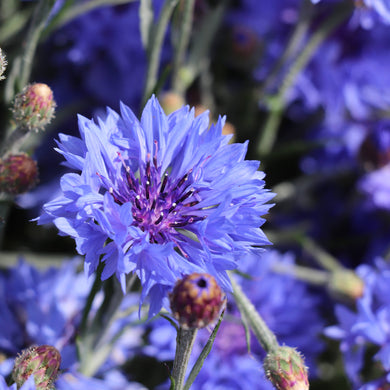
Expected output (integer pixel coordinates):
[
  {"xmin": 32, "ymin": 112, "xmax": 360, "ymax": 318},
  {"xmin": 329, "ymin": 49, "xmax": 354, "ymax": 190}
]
[
  {"xmin": 38, "ymin": 96, "xmax": 274, "ymax": 315},
  {"xmin": 325, "ymin": 258, "xmax": 390, "ymax": 387}
]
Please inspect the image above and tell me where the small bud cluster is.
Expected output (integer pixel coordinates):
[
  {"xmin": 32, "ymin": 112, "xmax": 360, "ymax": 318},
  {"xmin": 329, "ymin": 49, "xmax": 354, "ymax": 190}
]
[
  {"xmin": 0, "ymin": 154, "xmax": 38, "ymax": 195},
  {"xmin": 12, "ymin": 345, "xmax": 61, "ymax": 390},
  {"xmin": 0, "ymin": 48, "xmax": 7, "ymax": 80},
  {"xmin": 264, "ymin": 346, "xmax": 309, "ymax": 390},
  {"xmin": 170, "ymin": 273, "xmax": 225, "ymax": 329},
  {"xmin": 12, "ymin": 83, "xmax": 56, "ymax": 131}
]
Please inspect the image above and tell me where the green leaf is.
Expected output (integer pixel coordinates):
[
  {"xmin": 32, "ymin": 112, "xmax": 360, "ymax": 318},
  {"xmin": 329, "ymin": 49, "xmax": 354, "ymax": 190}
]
[
  {"xmin": 139, "ymin": 0, "xmax": 154, "ymax": 50},
  {"xmin": 183, "ymin": 310, "xmax": 225, "ymax": 390}
]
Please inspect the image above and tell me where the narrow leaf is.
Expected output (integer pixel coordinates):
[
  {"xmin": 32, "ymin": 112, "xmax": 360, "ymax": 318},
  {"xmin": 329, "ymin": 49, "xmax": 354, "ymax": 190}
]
[{"xmin": 183, "ymin": 310, "xmax": 225, "ymax": 390}]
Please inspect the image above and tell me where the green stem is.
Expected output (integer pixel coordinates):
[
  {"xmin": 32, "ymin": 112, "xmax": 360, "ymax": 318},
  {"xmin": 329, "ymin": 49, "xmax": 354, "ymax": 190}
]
[
  {"xmin": 78, "ymin": 273, "xmax": 138, "ymax": 377},
  {"xmin": 0, "ymin": 197, "xmax": 12, "ymax": 250},
  {"xmin": 270, "ymin": 261, "xmax": 330, "ymax": 286},
  {"xmin": 230, "ymin": 272, "xmax": 278, "ymax": 353},
  {"xmin": 142, "ymin": 0, "xmax": 179, "ymax": 107},
  {"xmin": 301, "ymin": 237, "xmax": 342, "ymax": 272},
  {"xmin": 172, "ymin": 327, "xmax": 198, "ymax": 390},
  {"xmin": 258, "ymin": 0, "xmax": 313, "ymax": 99},
  {"xmin": 4, "ymin": 0, "xmax": 53, "ymax": 103},
  {"xmin": 172, "ymin": 0, "xmax": 195, "ymax": 95},
  {"xmin": 0, "ymin": 125, "xmax": 29, "ymax": 157},
  {"xmin": 19, "ymin": 0, "xmax": 52, "ymax": 90},
  {"xmin": 43, "ymin": 0, "xmax": 137, "ymax": 38},
  {"xmin": 256, "ymin": 2, "xmax": 353, "ymax": 157}
]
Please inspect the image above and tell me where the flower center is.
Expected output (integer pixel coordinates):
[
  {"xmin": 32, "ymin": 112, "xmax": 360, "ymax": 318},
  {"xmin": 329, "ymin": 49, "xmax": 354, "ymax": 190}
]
[{"xmin": 104, "ymin": 152, "xmax": 206, "ymax": 248}]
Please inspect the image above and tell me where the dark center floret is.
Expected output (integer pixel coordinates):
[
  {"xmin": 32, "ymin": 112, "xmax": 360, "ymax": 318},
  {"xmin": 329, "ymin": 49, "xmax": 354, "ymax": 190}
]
[{"xmin": 104, "ymin": 151, "xmax": 206, "ymax": 248}]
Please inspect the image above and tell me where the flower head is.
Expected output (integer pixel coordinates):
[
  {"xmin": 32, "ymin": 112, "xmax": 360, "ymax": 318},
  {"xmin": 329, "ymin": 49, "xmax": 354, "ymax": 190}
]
[{"xmin": 38, "ymin": 96, "xmax": 273, "ymax": 315}]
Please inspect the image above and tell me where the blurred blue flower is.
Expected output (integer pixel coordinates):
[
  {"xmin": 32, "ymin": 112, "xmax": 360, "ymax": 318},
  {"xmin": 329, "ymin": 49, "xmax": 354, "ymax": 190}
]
[
  {"xmin": 56, "ymin": 370, "xmax": 146, "ymax": 390},
  {"xmin": 0, "ymin": 258, "xmax": 92, "ymax": 373},
  {"xmin": 0, "ymin": 259, "xmax": 144, "ymax": 387},
  {"xmin": 310, "ymin": 0, "xmax": 390, "ymax": 27},
  {"xmin": 38, "ymin": 96, "xmax": 274, "ymax": 316},
  {"xmin": 325, "ymin": 258, "xmax": 390, "ymax": 387},
  {"xmin": 0, "ymin": 375, "xmax": 36, "ymax": 390}
]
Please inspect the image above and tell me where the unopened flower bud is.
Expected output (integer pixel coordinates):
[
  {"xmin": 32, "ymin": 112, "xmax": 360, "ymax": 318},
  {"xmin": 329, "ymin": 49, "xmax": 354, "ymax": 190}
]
[
  {"xmin": 170, "ymin": 273, "xmax": 225, "ymax": 329},
  {"xmin": 159, "ymin": 91, "xmax": 185, "ymax": 115},
  {"xmin": 0, "ymin": 154, "xmax": 38, "ymax": 194},
  {"xmin": 264, "ymin": 346, "xmax": 309, "ymax": 390},
  {"xmin": 12, "ymin": 83, "xmax": 56, "ymax": 131},
  {"xmin": 0, "ymin": 48, "xmax": 7, "ymax": 81},
  {"xmin": 328, "ymin": 269, "xmax": 364, "ymax": 301},
  {"xmin": 12, "ymin": 345, "xmax": 61, "ymax": 390}
]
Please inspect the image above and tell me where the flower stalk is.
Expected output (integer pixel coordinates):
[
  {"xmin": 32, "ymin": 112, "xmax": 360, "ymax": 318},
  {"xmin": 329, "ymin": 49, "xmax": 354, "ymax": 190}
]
[
  {"xmin": 256, "ymin": 2, "xmax": 354, "ymax": 157},
  {"xmin": 171, "ymin": 327, "xmax": 198, "ymax": 390},
  {"xmin": 230, "ymin": 272, "xmax": 278, "ymax": 353},
  {"xmin": 142, "ymin": 0, "xmax": 180, "ymax": 107},
  {"xmin": 172, "ymin": 0, "xmax": 196, "ymax": 95}
]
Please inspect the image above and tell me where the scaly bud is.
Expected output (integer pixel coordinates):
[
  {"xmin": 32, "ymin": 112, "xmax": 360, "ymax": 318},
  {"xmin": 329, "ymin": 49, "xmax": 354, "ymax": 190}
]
[
  {"xmin": 0, "ymin": 48, "xmax": 7, "ymax": 80},
  {"xmin": 170, "ymin": 273, "xmax": 225, "ymax": 329},
  {"xmin": 12, "ymin": 83, "xmax": 56, "ymax": 131},
  {"xmin": 0, "ymin": 154, "xmax": 38, "ymax": 194},
  {"xmin": 264, "ymin": 346, "xmax": 309, "ymax": 390},
  {"xmin": 12, "ymin": 345, "xmax": 61, "ymax": 390}
]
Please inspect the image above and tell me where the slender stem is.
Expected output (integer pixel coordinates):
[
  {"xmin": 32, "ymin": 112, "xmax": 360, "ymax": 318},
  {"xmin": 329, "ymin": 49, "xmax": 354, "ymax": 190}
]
[
  {"xmin": 256, "ymin": 2, "xmax": 354, "ymax": 157},
  {"xmin": 19, "ymin": 0, "xmax": 52, "ymax": 89},
  {"xmin": 78, "ymin": 273, "xmax": 138, "ymax": 377},
  {"xmin": 270, "ymin": 261, "xmax": 330, "ymax": 286},
  {"xmin": 142, "ymin": 0, "xmax": 179, "ymax": 107},
  {"xmin": 0, "ymin": 126, "xmax": 29, "ymax": 158},
  {"xmin": 172, "ymin": 327, "xmax": 198, "ymax": 390},
  {"xmin": 172, "ymin": 0, "xmax": 195, "ymax": 95},
  {"xmin": 230, "ymin": 272, "xmax": 279, "ymax": 353},
  {"xmin": 258, "ymin": 0, "xmax": 313, "ymax": 98},
  {"xmin": 43, "ymin": 0, "xmax": 137, "ymax": 38},
  {"xmin": 301, "ymin": 237, "xmax": 342, "ymax": 272},
  {"xmin": 0, "ymin": 197, "xmax": 12, "ymax": 250}
]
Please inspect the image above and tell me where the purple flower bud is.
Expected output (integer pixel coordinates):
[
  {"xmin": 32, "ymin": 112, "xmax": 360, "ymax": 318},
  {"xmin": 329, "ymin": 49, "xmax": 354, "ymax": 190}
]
[
  {"xmin": 263, "ymin": 346, "xmax": 309, "ymax": 390},
  {"xmin": 12, "ymin": 83, "xmax": 56, "ymax": 131},
  {"xmin": 0, "ymin": 48, "xmax": 7, "ymax": 81},
  {"xmin": 12, "ymin": 345, "xmax": 61, "ymax": 390},
  {"xmin": 170, "ymin": 273, "xmax": 225, "ymax": 329},
  {"xmin": 0, "ymin": 153, "xmax": 38, "ymax": 194}
]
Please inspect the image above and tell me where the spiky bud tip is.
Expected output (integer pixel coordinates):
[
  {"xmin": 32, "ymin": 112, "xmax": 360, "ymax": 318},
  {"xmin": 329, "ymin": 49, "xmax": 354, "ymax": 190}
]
[
  {"xmin": 12, "ymin": 345, "xmax": 61, "ymax": 390},
  {"xmin": 264, "ymin": 346, "xmax": 309, "ymax": 390},
  {"xmin": 170, "ymin": 273, "xmax": 225, "ymax": 329},
  {"xmin": 0, "ymin": 153, "xmax": 38, "ymax": 194},
  {"xmin": 12, "ymin": 83, "xmax": 56, "ymax": 131}
]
